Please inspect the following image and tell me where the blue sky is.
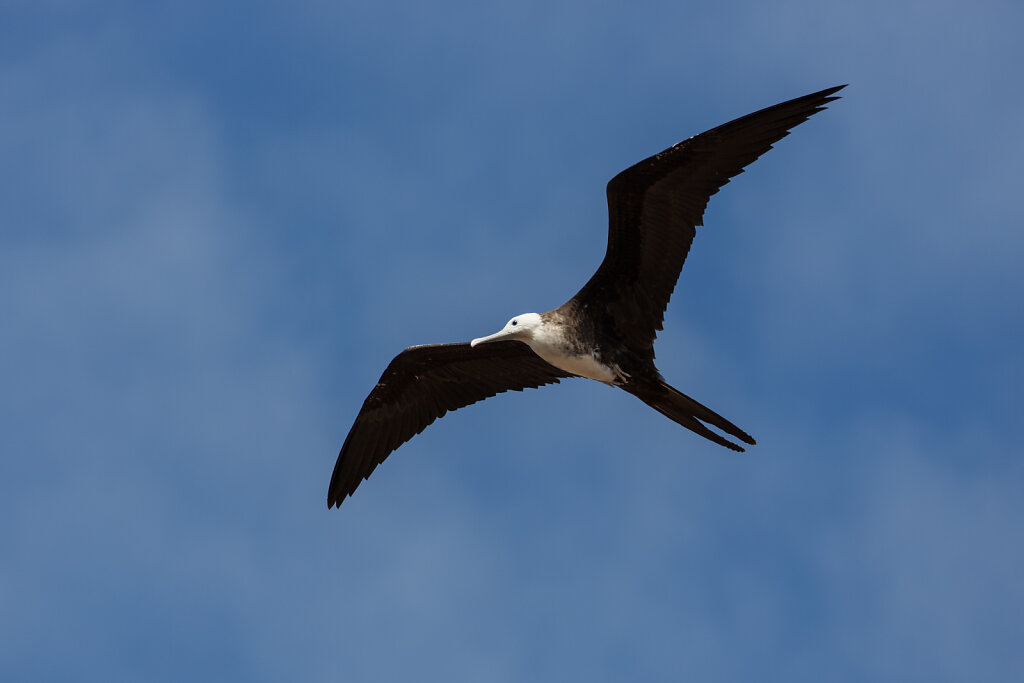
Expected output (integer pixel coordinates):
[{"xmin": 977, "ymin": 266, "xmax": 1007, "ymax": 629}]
[{"xmin": 2, "ymin": 1, "xmax": 1022, "ymax": 681}]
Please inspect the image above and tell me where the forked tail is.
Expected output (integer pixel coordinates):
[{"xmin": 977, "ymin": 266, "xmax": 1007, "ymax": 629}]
[{"xmin": 626, "ymin": 379, "xmax": 756, "ymax": 452}]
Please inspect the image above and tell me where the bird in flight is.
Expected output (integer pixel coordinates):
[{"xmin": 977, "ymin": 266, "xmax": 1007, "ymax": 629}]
[{"xmin": 329, "ymin": 85, "xmax": 845, "ymax": 507}]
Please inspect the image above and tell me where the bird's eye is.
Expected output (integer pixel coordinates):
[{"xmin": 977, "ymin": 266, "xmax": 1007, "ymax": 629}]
[{"xmin": 511, "ymin": 320, "xmax": 517, "ymax": 326}]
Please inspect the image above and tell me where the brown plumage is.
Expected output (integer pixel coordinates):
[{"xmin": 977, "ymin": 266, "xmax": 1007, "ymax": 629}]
[
  {"xmin": 329, "ymin": 85, "xmax": 844, "ymax": 507},
  {"xmin": 328, "ymin": 342, "xmax": 571, "ymax": 506},
  {"xmin": 573, "ymin": 85, "xmax": 846, "ymax": 357}
]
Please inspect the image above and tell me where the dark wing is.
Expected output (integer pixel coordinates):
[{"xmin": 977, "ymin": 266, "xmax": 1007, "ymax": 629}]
[
  {"xmin": 572, "ymin": 85, "xmax": 845, "ymax": 356},
  {"xmin": 328, "ymin": 341, "xmax": 572, "ymax": 507}
]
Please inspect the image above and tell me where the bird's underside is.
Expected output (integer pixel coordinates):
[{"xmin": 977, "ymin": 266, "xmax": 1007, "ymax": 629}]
[{"xmin": 328, "ymin": 84, "xmax": 844, "ymax": 508}]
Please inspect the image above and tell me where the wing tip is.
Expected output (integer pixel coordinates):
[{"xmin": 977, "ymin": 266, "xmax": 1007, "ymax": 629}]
[
  {"xmin": 814, "ymin": 83, "xmax": 848, "ymax": 107},
  {"xmin": 326, "ymin": 480, "xmax": 348, "ymax": 509}
]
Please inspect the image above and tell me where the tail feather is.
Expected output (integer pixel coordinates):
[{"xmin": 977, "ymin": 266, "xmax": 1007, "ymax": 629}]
[{"xmin": 628, "ymin": 379, "xmax": 756, "ymax": 452}]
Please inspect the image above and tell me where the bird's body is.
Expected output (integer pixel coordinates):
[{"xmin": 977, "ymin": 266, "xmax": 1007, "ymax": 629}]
[
  {"xmin": 476, "ymin": 310, "xmax": 617, "ymax": 383},
  {"xmin": 328, "ymin": 85, "xmax": 845, "ymax": 507}
]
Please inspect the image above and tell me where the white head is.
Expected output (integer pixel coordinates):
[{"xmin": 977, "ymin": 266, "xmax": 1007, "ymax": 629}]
[{"xmin": 470, "ymin": 313, "xmax": 543, "ymax": 347}]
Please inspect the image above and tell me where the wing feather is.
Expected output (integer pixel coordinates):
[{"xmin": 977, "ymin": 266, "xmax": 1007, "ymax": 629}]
[
  {"xmin": 328, "ymin": 341, "xmax": 572, "ymax": 506},
  {"xmin": 573, "ymin": 85, "xmax": 845, "ymax": 355}
]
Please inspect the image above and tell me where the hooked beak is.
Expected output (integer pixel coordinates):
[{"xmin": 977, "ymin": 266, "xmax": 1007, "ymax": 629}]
[{"xmin": 470, "ymin": 329, "xmax": 512, "ymax": 348}]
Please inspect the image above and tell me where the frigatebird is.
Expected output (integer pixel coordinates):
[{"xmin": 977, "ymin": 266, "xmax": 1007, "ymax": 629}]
[{"xmin": 329, "ymin": 85, "xmax": 844, "ymax": 507}]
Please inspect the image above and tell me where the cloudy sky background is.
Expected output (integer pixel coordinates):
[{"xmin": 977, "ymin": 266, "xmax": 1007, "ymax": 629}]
[{"xmin": 2, "ymin": 1, "xmax": 1022, "ymax": 680}]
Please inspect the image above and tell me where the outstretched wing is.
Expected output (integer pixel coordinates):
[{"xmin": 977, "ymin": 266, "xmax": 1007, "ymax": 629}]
[
  {"xmin": 572, "ymin": 85, "xmax": 845, "ymax": 356},
  {"xmin": 328, "ymin": 341, "xmax": 572, "ymax": 507}
]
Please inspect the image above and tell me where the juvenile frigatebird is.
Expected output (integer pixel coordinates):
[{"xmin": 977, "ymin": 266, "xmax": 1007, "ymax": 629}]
[{"xmin": 329, "ymin": 85, "xmax": 844, "ymax": 507}]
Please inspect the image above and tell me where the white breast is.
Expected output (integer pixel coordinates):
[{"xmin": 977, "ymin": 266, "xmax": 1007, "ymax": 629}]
[{"xmin": 526, "ymin": 339, "xmax": 616, "ymax": 383}]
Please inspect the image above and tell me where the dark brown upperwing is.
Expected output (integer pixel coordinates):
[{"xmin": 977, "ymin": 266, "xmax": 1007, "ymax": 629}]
[
  {"xmin": 572, "ymin": 85, "xmax": 845, "ymax": 356},
  {"xmin": 328, "ymin": 341, "xmax": 572, "ymax": 507}
]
